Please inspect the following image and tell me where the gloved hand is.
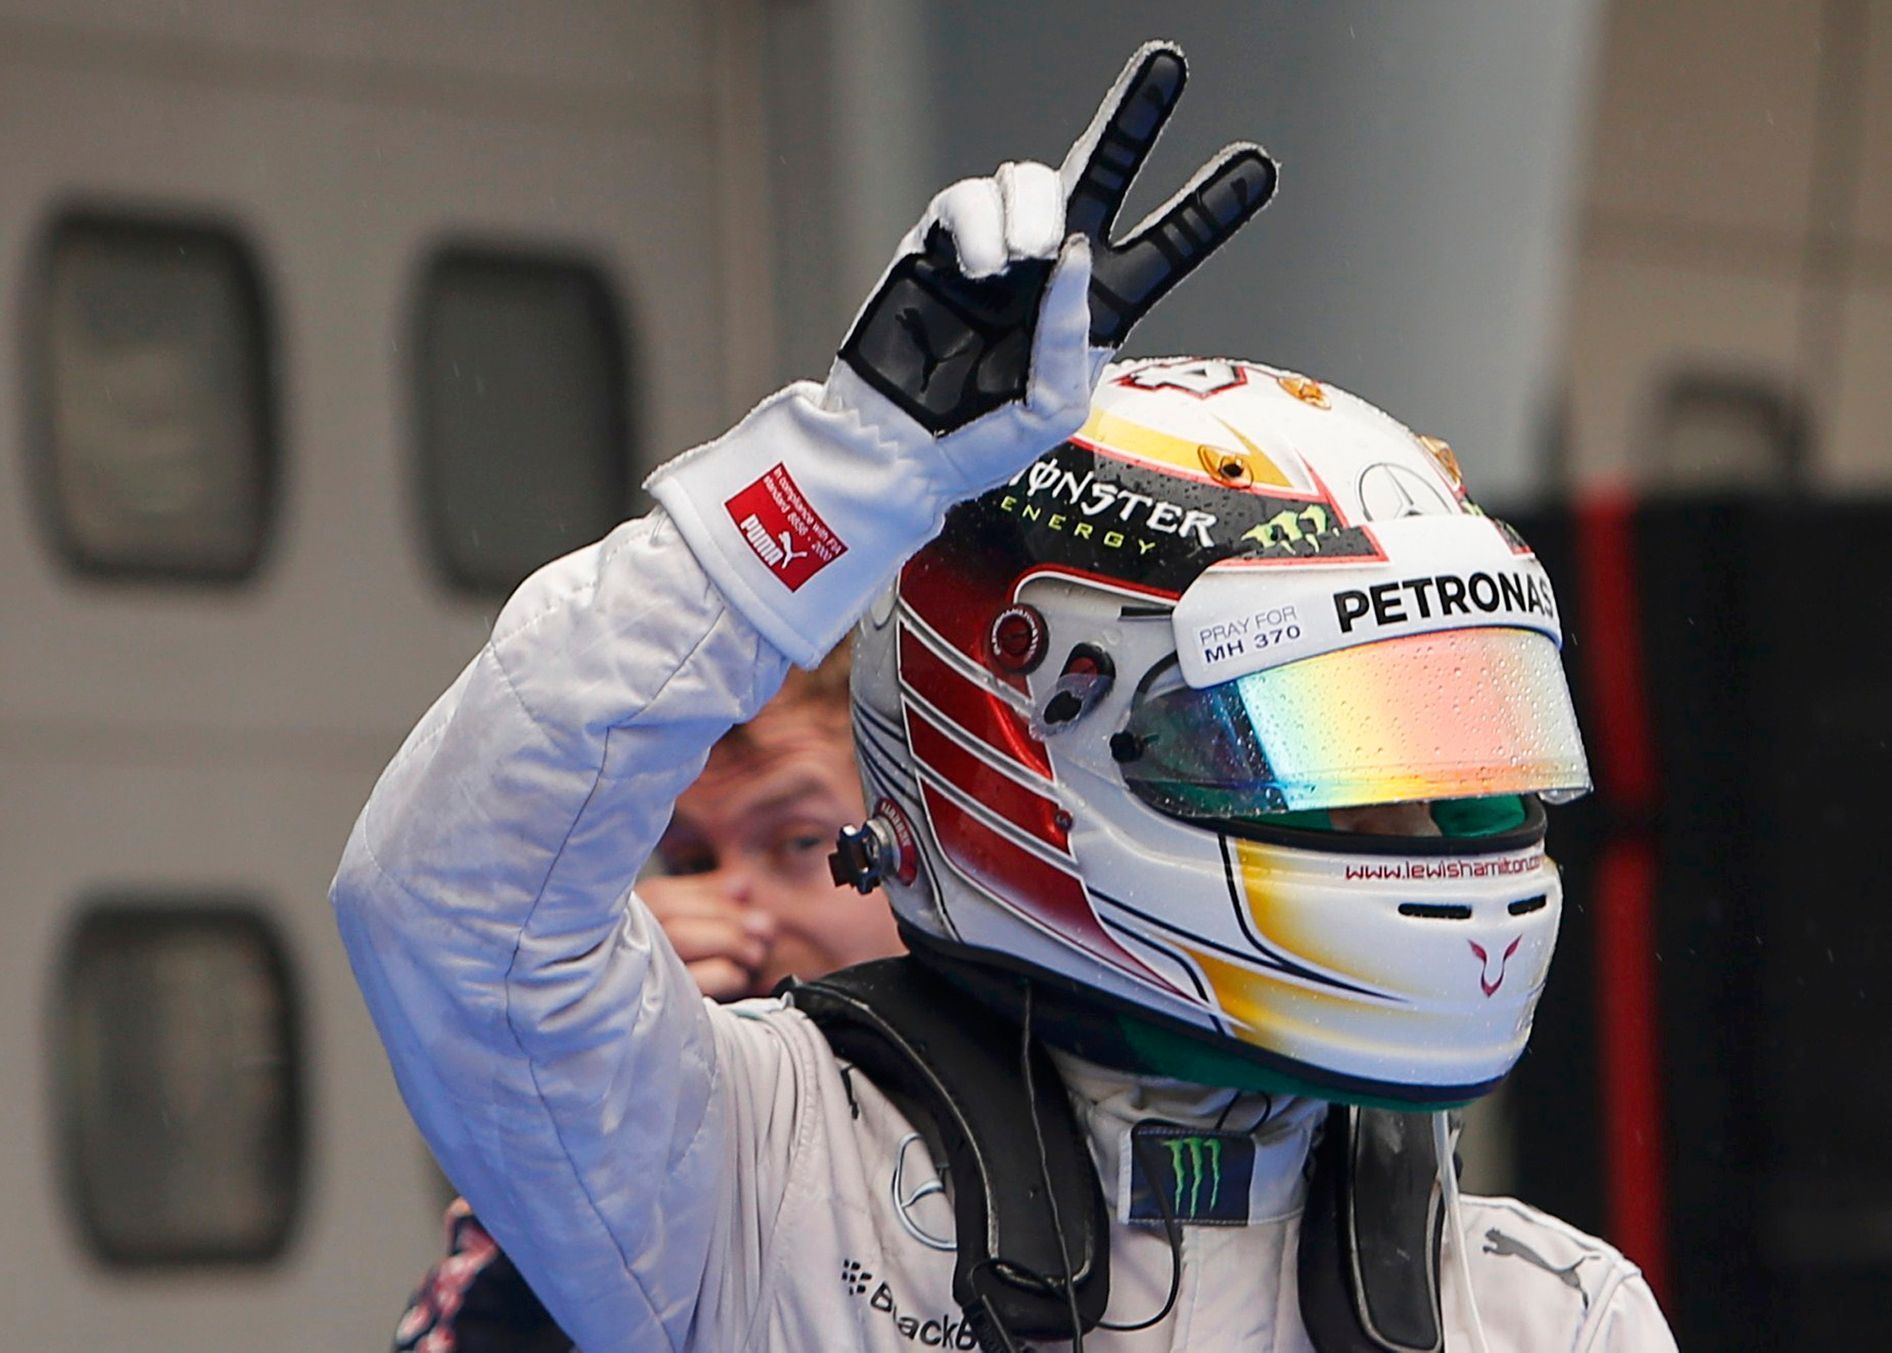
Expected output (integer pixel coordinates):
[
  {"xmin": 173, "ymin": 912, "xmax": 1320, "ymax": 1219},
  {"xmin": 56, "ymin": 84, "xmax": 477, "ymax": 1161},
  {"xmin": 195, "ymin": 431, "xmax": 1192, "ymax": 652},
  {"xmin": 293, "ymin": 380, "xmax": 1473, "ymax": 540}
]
[
  {"xmin": 835, "ymin": 41, "xmax": 1275, "ymax": 461},
  {"xmin": 650, "ymin": 41, "xmax": 1275, "ymax": 665}
]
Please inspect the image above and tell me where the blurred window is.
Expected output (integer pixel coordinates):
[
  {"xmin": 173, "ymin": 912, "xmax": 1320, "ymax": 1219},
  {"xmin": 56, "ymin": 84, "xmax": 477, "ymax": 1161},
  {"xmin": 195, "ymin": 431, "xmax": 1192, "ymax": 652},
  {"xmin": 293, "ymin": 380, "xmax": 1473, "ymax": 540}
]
[
  {"xmin": 1650, "ymin": 374, "xmax": 1804, "ymax": 491},
  {"xmin": 32, "ymin": 213, "xmax": 275, "ymax": 580},
  {"xmin": 415, "ymin": 248, "xmax": 633, "ymax": 594},
  {"xmin": 55, "ymin": 901, "xmax": 302, "ymax": 1266}
]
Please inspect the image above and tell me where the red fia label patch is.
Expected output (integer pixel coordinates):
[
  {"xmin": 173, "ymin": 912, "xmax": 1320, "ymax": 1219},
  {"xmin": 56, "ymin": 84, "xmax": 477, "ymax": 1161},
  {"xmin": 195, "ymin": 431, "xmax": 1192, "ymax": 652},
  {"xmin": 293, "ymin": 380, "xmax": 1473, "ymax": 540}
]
[{"xmin": 724, "ymin": 464, "xmax": 847, "ymax": 591}]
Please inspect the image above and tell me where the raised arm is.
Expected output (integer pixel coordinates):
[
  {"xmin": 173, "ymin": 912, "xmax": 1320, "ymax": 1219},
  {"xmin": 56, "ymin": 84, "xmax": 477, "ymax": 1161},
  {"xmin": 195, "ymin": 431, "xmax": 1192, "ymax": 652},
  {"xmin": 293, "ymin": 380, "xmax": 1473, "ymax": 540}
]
[{"xmin": 333, "ymin": 41, "xmax": 1271, "ymax": 1350}]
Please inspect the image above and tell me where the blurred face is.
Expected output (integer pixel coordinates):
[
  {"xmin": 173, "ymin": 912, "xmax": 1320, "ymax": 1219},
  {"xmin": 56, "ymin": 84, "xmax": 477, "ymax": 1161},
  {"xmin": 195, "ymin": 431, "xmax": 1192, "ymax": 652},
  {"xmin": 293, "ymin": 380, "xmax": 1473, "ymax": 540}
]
[
  {"xmin": 1328, "ymin": 802, "xmax": 1442, "ymax": 837},
  {"xmin": 646, "ymin": 698, "xmax": 902, "ymax": 996}
]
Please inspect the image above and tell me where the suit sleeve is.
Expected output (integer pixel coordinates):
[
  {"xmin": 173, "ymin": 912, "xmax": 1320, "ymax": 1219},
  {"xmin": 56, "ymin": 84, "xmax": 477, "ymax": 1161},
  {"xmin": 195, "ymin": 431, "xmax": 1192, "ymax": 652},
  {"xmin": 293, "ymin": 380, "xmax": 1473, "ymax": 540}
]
[
  {"xmin": 332, "ymin": 506, "xmax": 796, "ymax": 1351},
  {"xmin": 333, "ymin": 170, "xmax": 1100, "ymax": 1342},
  {"xmin": 1584, "ymin": 1272, "xmax": 1680, "ymax": 1353}
]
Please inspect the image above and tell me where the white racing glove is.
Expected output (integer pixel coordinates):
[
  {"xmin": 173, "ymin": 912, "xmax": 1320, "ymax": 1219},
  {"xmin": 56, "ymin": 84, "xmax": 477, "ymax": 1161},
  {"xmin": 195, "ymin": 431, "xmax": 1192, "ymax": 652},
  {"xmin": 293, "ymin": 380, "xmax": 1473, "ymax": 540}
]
[{"xmin": 649, "ymin": 41, "xmax": 1276, "ymax": 665}]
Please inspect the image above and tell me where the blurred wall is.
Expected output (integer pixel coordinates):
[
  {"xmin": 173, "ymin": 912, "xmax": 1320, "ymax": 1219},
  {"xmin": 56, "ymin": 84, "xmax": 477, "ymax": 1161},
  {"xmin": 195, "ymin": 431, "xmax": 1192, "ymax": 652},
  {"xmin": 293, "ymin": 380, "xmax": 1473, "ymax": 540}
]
[
  {"xmin": 770, "ymin": 0, "xmax": 1608, "ymax": 505},
  {"xmin": 0, "ymin": 2, "xmax": 774, "ymax": 1346},
  {"xmin": 1563, "ymin": 0, "xmax": 1892, "ymax": 490}
]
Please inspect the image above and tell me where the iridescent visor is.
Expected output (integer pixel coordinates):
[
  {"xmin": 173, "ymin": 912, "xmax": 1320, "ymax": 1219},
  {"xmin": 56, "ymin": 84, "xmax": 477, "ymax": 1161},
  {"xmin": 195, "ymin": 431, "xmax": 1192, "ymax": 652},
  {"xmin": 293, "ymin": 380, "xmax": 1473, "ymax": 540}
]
[{"xmin": 1123, "ymin": 628, "xmax": 1591, "ymax": 815}]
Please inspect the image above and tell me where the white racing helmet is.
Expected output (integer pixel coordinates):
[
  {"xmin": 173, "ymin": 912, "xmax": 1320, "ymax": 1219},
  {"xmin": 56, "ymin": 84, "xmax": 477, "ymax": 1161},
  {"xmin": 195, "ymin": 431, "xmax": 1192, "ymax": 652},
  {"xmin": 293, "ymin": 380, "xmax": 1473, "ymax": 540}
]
[{"xmin": 846, "ymin": 357, "xmax": 1591, "ymax": 1105}]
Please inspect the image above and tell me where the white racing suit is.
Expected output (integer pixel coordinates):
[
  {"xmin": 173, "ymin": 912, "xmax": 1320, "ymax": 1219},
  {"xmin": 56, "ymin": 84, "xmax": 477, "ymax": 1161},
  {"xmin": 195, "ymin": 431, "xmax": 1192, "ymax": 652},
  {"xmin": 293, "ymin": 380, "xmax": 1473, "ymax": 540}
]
[
  {"xmin": 336, "ymin": 108, "xmax": 1675, "ymax": 1348},
  {"xmin": 332, "ymin": 461, "xmax": 1676, "ymax": 1353}
]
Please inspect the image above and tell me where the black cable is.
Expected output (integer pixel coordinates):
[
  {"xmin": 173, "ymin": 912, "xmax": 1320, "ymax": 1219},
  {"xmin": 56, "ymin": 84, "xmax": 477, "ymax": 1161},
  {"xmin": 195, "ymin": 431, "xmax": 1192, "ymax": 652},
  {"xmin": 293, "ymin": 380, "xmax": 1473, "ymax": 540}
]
[
  {"xmin": 1218, "ymin": 1082, "xmax": 1278, "ymax": 1135},
  {"xmin": 1011, "ymin": 983, "xmax": 1184, "ymax": 1340},
  {"xmin": 1095, "ymin": 1129, "xmax": 1183, "ymax": 1333},
  {"xmin": 1213, "ymin": 1093, "xmax": 1239, "ymax": 1132},
  {"xmin": 1019, "ymin": 983, "xmax": 1086, "ymax": 1351}
]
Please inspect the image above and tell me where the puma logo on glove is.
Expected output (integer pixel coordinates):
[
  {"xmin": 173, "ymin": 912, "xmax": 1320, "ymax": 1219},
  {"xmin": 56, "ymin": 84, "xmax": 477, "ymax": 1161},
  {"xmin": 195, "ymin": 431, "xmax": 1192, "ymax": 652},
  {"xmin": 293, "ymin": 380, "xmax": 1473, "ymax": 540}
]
[{"xmin": 647, "ymin": 41, "xmax": 1276, "ymax": 665}]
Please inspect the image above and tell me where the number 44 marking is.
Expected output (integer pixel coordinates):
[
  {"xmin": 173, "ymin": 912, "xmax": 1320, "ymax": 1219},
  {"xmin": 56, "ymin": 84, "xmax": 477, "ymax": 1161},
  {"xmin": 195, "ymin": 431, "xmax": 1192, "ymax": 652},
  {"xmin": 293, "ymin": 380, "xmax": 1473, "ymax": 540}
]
[{"xmin": 1118, "ymin": 358, "xmax": 1249, "ymax": 398}]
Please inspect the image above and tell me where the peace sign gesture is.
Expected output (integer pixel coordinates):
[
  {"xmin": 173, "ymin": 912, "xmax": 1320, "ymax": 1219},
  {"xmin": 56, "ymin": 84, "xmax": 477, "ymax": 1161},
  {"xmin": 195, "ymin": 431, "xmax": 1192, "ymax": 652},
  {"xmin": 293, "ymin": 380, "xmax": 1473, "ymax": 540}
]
[
  {"xmin": 1063, "ymin": 43, "xmax": 1277, "ymax": 349},
  {"xmin": 835, "ymin": 41, "xmax": 1275, "ymax": 454}
]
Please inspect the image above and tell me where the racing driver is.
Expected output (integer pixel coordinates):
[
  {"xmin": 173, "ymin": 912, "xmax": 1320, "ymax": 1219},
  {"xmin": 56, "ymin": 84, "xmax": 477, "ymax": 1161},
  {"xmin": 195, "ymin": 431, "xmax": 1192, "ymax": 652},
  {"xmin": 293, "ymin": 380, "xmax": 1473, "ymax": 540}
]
[{"xmin": 335, "ymin": 42, "xmax": 1678, "ymax": 1351}]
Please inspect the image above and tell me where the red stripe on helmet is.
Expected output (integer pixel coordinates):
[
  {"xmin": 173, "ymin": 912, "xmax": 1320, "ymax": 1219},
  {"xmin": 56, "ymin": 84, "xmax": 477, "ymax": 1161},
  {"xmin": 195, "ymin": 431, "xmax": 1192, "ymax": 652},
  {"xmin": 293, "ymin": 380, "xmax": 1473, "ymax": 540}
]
[
  {"xmin": 899, "ymin": 538, "xmax": 1026, "ymax": 691},
  {"xmin": 904, "ymin": 704, "xmax": 1068, "ymax": 854},
  {"xmin": 919, "ymin": 782, "xmax": 1170, "ymax": 990},
  {"xmin": 1014, "ymin": 562, "xmax": 1183, "ymax": 602},
  {"xmin": 898, "ymin": 624, "xmax": 1052, "ymax": 779}
]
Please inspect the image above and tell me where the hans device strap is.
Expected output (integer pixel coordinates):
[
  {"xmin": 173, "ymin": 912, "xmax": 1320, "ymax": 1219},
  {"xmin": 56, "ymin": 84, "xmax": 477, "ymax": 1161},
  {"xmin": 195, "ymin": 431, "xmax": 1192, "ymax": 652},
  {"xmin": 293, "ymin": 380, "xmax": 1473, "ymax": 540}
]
[
  {"xmin": 787, "ymin": 958, "xmax": 1109, "ymax": 1350},
  {"xmin": 791, "ymin": 960, "xmax": 1447, "ymax": 1351},
  {"xmin": 1298, "ymin": 1105, "xmax": 1447, "ymax": 1353}
]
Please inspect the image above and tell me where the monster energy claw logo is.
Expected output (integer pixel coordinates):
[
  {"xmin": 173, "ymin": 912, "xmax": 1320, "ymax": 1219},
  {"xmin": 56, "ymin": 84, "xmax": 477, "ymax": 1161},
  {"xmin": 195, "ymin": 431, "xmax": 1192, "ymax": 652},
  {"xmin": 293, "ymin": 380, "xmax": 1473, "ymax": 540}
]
[
  {"xmin": 1241, "ymin": 502, "xmax": 1334, "ymax": 552},
  {"xmin": 1128, "ymin": 1123, "xmax": 1256, "ymax": 1227},
  {"xmin": 1164, "ymin": 1135, "xmax": 1223, "ymax": 1217}
]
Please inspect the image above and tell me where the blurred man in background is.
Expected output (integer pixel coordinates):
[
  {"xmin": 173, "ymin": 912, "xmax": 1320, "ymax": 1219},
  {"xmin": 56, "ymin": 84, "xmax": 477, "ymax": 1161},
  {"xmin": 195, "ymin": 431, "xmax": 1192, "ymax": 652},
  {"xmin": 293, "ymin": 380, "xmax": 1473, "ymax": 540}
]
[{"xmin": 391, "ymin": 649, "xmax": 899, "ymax": 1352}]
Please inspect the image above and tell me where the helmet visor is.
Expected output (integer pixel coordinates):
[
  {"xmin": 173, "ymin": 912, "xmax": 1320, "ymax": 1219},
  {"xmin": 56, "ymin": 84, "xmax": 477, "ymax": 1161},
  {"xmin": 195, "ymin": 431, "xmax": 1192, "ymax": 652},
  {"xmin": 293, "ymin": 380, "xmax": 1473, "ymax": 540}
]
[{"xmin": 1122, "ymin": 627, "xmax": 1590, "ymax": 816}]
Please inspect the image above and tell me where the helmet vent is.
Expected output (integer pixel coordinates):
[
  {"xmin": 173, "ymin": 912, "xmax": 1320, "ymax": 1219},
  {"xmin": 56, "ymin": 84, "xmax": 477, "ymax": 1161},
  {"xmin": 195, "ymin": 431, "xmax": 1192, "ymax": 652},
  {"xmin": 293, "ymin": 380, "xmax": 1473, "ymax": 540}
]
[
  {"xmin": 1036, "ymin": 644, "xmax": 1115, "ymax": 736},
  {"xmin": 1396, "ymin": 902, "xmax": 1472, "ymax": 921},
  {"xmin": 1043, "ymin": 691, "xmax": 1084, "ymax": 726},
  {"xmin": 1507, "ymin": 894, "xmax": 1549, "ymax": 916},
  {"xmin": 1198, "ymin": 443, "xmax": 1254, "ymax": 487}
]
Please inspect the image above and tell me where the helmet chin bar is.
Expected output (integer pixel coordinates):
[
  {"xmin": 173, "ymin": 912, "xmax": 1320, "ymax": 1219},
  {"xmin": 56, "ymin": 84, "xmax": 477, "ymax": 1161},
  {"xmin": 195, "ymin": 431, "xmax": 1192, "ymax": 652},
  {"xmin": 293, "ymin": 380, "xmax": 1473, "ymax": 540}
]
[{"xmin": 899, "ymin": 924, "xmax": 1506, "ymax": 1110}]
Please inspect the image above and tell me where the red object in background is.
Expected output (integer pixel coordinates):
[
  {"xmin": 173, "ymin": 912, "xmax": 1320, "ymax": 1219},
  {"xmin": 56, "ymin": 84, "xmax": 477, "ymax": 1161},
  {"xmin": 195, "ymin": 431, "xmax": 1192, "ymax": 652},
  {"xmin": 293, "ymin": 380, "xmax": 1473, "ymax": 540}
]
[{"xmin": 1574, "ymin": 493, "xmax": 1673, "ymax": 1304}]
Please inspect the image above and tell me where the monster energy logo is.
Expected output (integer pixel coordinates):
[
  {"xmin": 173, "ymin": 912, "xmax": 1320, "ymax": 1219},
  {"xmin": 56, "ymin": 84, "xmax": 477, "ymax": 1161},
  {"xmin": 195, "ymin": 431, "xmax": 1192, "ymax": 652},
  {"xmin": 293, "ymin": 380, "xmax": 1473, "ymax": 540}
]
[
  {"xmin": 1127, "ymin": 1124, "xmax": 1256, "ymax": 1227},
  {"xmin": 1241, "ymin": 502, "xmax": 1334, "ymax": 552},
  {"xmin": 1164, "ymin": 1136, "xmax": 1223, "ymax": 1217}
]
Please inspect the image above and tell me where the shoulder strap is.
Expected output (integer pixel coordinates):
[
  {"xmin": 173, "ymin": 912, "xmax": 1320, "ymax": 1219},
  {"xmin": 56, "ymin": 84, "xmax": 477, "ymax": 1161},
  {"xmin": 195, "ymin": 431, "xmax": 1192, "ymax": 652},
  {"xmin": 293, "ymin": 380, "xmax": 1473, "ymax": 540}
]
[
  {"xmin": 1297, "ymin": 1104, "xmax": 1447, "ymax": 1352},
  {"xmin": 787, "ymin": 958, "xmax": 1109, "ymax": 1351},
  {"xmin": 791, "ymin": 961, "xmax": 1446, "ymax": 1353}
]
